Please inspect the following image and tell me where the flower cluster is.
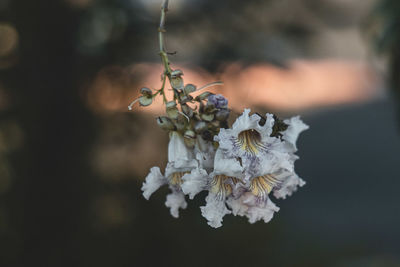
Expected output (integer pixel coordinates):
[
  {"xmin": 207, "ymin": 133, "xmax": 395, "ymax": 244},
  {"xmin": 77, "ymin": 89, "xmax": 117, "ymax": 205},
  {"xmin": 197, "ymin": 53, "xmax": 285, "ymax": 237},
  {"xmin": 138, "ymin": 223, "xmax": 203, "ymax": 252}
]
[
  {"xmin": 137, "ymin": 73, "xmax": 308, "ymax": 227},
  {"xmin": 131, "ymin": 0, "xmax": 308, "ymax": 228}
]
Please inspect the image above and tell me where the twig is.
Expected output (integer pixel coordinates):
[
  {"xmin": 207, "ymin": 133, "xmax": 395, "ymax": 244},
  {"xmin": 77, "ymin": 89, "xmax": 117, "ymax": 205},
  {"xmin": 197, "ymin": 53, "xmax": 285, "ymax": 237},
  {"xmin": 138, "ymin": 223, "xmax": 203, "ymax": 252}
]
[{"xmin": 159, "ymin": 0, "xmax": 172, "ymax": 76}]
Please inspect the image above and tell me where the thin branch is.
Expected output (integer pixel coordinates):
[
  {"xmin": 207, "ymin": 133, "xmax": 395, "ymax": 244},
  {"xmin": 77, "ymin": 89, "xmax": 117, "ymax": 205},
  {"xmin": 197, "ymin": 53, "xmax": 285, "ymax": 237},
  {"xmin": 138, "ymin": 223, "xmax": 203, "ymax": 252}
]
[{"xmin": 159, "ymin": 0, "xmax": 172, "ymax": 75}]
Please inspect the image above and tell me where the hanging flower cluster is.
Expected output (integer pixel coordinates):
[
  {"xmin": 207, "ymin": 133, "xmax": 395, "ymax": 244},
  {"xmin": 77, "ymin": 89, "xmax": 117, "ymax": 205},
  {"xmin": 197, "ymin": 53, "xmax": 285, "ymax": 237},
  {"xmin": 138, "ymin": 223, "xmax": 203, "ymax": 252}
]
[{"xmin": 130, "ymin": 0, "xmax": 309, "ymax": 228}]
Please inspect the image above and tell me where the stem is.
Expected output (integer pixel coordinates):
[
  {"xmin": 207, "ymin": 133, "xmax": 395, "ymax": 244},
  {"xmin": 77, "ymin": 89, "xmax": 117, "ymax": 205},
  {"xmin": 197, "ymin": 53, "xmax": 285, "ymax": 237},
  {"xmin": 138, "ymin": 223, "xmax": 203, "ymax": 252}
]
[
  {"xmin": 159, "ymin": 0, "xmax": 172, "ymax": 76},
  {"xmin": 159, "ymin": 74, "xmax": 168, "ymax": 103}
]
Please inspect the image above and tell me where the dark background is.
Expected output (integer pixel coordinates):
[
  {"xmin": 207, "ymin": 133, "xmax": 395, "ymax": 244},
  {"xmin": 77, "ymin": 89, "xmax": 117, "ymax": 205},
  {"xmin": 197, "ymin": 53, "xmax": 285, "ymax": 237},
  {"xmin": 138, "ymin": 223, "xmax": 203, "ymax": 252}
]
[{"xmin": 0, "ymin": 0, "xmax": 399, "ymax": 266}]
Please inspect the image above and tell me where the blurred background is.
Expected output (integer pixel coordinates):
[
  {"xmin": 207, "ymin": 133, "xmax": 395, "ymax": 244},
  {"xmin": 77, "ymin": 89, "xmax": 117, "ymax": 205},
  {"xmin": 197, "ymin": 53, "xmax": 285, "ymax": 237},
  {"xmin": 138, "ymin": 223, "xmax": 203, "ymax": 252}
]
[{"xmin": 1, "ymin": 0, "xmax": 400, "ymax": 266}]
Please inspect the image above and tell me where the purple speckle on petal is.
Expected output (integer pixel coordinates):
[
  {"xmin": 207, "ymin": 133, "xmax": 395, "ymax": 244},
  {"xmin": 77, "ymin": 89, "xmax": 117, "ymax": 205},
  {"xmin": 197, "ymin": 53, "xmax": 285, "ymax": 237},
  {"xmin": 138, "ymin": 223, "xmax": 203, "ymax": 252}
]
[{"xmin": 208, "ymin": 94, "xmax": 228, "ymax": 109}]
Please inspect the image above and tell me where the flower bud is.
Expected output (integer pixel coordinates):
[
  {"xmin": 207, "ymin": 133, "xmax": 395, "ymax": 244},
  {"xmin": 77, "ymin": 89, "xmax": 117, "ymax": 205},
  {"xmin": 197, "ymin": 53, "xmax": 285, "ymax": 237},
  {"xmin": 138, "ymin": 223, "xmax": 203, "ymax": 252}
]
[
  {"xmin": 166, "ymin": 101, "xmax": 179, "ymax": 119},
  {"xmin": 201, "ymin": 113, "xmax": 214, "ymax": 122},
  {"xmin": 140, "ymin": 87, "xmax": 152, "ymax": 97},
  {"xmin": 174, "ymin": 114, "xmax": 187, "ymax": 131},
  {"xmin": 194, "ymin": 121, "xmax": 207, "ymax": 133},
  {"xmin": 156, "ymin": 116, "xmax": 176, "ymax": 131},
  {"xmin": 184, "ymin": 84, "xmax": 196, "ymax": 94},
  {"xmin": 170, "ymin": 69, "xmax": 184, "ymax": 90},
  {"xmin": 139, "ymin": 95, "xmax": 153, "ymax": 106},
  {"xmin": 181, "ymin": 104, "xmax": 193, "ymax": 117},
  {"xmin": 208, "ymin": 94, "xmax": 228, "ymax": 108},
  {"xmin": 195, "ymin": 91, "xmax": 212, "ymax": 101},
  {"xmin": 215, "ymin": 109, "xmax": 230, "ymax": 121},
  {"xmin": 184, "ymin": 130, "xmax": 196, "ymax": 148}
]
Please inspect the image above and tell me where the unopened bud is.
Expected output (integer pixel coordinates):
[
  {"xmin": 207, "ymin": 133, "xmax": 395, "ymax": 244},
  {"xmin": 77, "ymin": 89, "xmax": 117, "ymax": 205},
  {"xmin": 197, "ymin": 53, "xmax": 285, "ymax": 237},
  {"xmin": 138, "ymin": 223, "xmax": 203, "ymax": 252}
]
[
  {"xmin": 201, "ymin": 113, "xmax": 214, "ymax": 122},
  {"xmin": 181, "ymin": 104, "xmax": 193, "ymax": 117},
  {"xmin": 215, "ymin": 109, "xmax": 230, "ymax": 121},
  {"xmin": 156, "ymin": 116, "xmax": 176, "ymax": 131},
  {"xmin": 139, "ymin": 95, "xmax": 153, "ymax": 106},
  {"xmin": 166, "ymin": 101, "xmax": 179, "ymax": 119},
  {"xmin": 184, "ymin": 84, "xmax": 196, "ymax": 94},
  {"xmin": 140, "ymin": 87, "xmax": 152, "ymax": 97},
  {"xmin": 195, "ymin": 91, "xmax": 212, "ymax": 101},
  {"xmin": 184, "ymin": 130, "xmax": 196, "ymax": 148}
]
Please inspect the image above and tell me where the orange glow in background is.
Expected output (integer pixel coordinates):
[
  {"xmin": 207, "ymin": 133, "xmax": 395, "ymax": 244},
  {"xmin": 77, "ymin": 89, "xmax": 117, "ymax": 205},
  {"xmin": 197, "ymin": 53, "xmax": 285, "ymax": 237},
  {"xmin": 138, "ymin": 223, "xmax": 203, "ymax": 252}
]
[{"xmin": 87, "ymin": 59, "xmax": 381, "ymax": 114}]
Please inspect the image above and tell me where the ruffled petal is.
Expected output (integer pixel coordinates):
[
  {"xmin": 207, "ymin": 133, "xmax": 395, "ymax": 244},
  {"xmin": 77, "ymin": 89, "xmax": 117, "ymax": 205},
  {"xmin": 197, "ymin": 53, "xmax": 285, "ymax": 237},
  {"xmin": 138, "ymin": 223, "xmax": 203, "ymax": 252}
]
[
  {"xmin": 141, "ymin": 167, "xmax": 167, "ymax": 200},
  {"xmin": 200, "ymin": 193, "xmax": 231, "ymax": 228},
  {"xmin": 164, "ymin": 160, "xmax": 198, "ymax": 183},
  {"xmin": 282, "ymin": 116, "xmax": 309, "ymax": 152},
  {"xmin": 227, "ymin": 192, "xmax": 279, "ymax": 224},
  {"xmin": 212, "ymin": 149, "xmax": 244, "ymax": 178},
  {"xmin": 273, "ymin": 174, "xmax": 306, "ymax": 199},
  {"xmin": 181, "ymin": 168, "xmax": 209, "ymax": 199},
  {"xmin": 165, "ymin": 190, "xmax": 187, "ymax": 218}
]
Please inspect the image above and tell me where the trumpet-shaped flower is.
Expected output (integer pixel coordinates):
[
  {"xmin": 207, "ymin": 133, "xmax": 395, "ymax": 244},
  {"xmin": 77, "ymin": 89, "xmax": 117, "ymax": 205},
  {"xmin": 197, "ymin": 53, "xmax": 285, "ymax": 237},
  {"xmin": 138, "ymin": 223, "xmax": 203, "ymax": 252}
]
[{"xmin": 141, "ymin": 131, "xmax": 198, "ymax": 218}]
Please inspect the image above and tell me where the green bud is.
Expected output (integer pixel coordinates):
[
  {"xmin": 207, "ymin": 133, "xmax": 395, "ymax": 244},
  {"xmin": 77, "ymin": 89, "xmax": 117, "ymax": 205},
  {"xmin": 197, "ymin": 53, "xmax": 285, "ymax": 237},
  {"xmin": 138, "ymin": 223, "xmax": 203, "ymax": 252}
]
[
  {"xmin": 184, "ymin": 130, "xmax": 196, "ymax": 148},
  {"xmin": 184, "ymin": 84, "xmax": 196, "ymax": 94},
  {"xmin": 181, "ymin": 104, "xmax": 193, "ymax": 117},
  {"xmin": 139, "ymin": 95, "xmax": 153, "ymax": 106},
  {"xmin": 180, "ymin": 94, "xmax": 193, "ymax": 104},
  {"xmin": 140, "ymin": 87, "xmax": 152, "ymax": 97},
  {"xmin": 156, "ymin": 116, "xmax": 176, "ymax": 131},
  {"xmin": 166, "ymin": 101, "xmax": 179, "ymax": 119},
  {"xmin": 170, "ymin": 69, "xmax": 184, "ymax": 90},
  {"xmin": 166, "ymin": 101, "xmax": 177, "ymax": 108},
  {"xmin": 174, "ymin": 114, "xmax": 187, "ymax": 131},
  {"xmin": 201, "ymin": 113, "xmax": 214, "ymax": 122},
  {"xmin": 195, "ymin": 91, "xmax": 212, "ymax": 101},
  {"xmin": 171, "ymin": 69, "xmax": 183, "ymax": 77},
  {"xmin": 215, "ymin": 109, "xmax": 230, "ymax": 121}
]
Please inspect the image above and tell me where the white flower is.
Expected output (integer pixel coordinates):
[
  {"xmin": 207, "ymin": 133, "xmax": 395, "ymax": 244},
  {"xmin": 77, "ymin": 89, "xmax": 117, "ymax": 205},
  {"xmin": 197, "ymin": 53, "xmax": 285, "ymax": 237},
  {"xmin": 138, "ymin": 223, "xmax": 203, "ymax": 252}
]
[
  {"xmin": 206, "ymin": 109, "xmax": 308, "ymax": 225},
  {"xmin": 141, "ymin": 131, "xmax": 198, "ymax": 218},
  {"xmin": 216, "ymin": 109, "xmax": 291, "ymax": 176}
]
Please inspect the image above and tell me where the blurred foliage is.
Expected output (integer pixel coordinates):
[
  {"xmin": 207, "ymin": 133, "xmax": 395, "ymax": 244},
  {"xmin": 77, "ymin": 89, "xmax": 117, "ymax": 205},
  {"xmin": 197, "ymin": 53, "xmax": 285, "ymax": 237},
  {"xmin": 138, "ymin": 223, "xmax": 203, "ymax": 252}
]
[{"xmin": 368, "ymin": 0, "xmax": 400, "ymax": 123}]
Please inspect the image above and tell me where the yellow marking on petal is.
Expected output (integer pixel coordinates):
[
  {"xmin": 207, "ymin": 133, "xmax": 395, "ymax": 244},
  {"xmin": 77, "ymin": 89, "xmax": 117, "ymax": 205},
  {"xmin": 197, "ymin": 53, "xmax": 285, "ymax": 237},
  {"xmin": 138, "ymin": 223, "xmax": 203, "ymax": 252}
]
[
  {"xmin": 210, "ymin": 175, "xmax": 242, "ymax": 200},
  {"xmin": 250, "ymin": 174, "xmax": 283, "ymax": 200},
  {"xmin": 169, "ymin": 172, "xmax": 189, "ymax": 186},
  {"xmin": 237, "ymin": 129, "xmax": 264, "ymax": 155}
]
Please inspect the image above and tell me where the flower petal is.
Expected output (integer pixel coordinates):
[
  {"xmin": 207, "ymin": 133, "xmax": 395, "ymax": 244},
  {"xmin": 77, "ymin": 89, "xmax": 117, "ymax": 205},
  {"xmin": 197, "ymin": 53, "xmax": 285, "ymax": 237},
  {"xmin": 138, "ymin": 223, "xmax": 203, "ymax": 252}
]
[
  {"xmin": 273, "ymin": 174, "xmax": 306, "ymax": 199},
  {"xmin": 141, "ymin": 167, "xmax": 166, "ymax": 200},
  {"xmin": 165, "ymin": 190, "xmax": 187, "ymax": 218},
  {"xmin": 194, "ymin": 136, "xmax": 215, "ymax": 171},
  {"xmin": 227, "ymin": 192, "xmax": 279, "ymax": 224},
  {"xmin": 212, "ymin": 149, "xmax": 244, "ymax": 178},
  {"xmin": 168, "ymin": 131, "xmax": 195, "ymax": 168},
  {"xmin": 181, "ymin": 168, "xmax": 209, "ymax": 199},
  {"xmin": 283, "ymin": 116, "xmax": 309, "ymax": 152},
  {"xmin": 200, "ymin": 193, "xmax": 231, "ymax": 228}
]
